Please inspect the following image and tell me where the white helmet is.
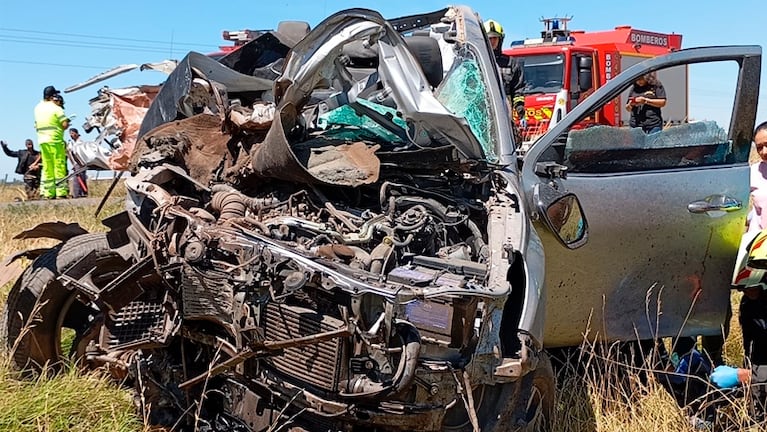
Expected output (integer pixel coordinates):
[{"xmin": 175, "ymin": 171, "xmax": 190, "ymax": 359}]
[{"xmin": 732, "ymin": 229, "xmax": 767, "ymax": 290}]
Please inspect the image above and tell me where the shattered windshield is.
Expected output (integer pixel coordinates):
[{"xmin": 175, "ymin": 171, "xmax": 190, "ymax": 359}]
[
  {"xmin": 435, "ymin": 55, "xmax": 498, "ymax": 161},
  {"xmin": 295, "ymin": 23, "xmax": 497, "ymax": 162},
  {"xmin": 519, "ymin": 54, "xmax": 565, "ymax": 94}
]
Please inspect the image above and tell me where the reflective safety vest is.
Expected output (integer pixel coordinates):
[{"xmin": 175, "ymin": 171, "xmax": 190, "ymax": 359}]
[{"xmin": 34, "ymin": 100, "xmax": 67, "ymax": 144}]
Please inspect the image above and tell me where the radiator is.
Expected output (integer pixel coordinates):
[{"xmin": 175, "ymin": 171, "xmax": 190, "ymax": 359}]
[{"xmin": 262, "ymin": 303, "xmax": 347, "ymax": 392}]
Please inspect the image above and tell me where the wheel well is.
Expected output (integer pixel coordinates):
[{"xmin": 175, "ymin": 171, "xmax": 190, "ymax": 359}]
[{"xmin": 499, "ymin": 250, "xmax": 526, "ymax": 357}]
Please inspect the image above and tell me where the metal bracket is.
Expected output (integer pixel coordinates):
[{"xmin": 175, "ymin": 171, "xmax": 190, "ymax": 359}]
[{"xmin": 493, "ymin": 333, "xmax": 541, "ymax": 382}]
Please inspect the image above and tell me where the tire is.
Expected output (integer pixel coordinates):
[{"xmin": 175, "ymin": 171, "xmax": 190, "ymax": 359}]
[
  {"xmin": 513, "ymin": 354, "xmax": 555, "ymax": 432},
  {"xmin": 1, "ymin": 233, "xmax": 130, "ymax": 372},
  {"xmin": 442, "ymin": 380, "xmax": 512, "ymax": 432},
  {"xmin": 442, "ymin": 353, "xmax": 555, "ymax": 432}
]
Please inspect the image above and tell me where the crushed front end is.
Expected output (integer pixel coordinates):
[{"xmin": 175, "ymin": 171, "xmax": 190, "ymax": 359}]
[{"xmin": 17, "ymin": 6, "xmax": 548, "ymax": 431}]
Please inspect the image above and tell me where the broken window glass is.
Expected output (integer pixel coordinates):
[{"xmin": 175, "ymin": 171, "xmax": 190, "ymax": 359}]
[
  {"xmin": 317, "ymin": 98, "xmax": 408, "ymax": 143},
  {"xmin": 564, "ymin": 121, "xmax": 730, "ymax": 173},
  {"xmin": 435, "ymin": 58, "xmax": 497, "ymax": 161},
  {"xmin": 548, "ymin": 59, "xmax": 744, "ymax": 174}
]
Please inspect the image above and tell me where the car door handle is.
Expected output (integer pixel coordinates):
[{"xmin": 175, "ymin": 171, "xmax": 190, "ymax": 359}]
[{"xmin": 687, "ymin": 195, "xmax": 742, "ymax": 214}]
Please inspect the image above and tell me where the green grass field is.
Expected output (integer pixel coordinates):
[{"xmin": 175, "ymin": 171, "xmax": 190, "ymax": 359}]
[
  {"xmin": 0, "ymin": 178, "xmax": 145, "ymax": 432},
  {"xmin": 0, "ymin": 178, "xmax": 763, "ymax": 431}
]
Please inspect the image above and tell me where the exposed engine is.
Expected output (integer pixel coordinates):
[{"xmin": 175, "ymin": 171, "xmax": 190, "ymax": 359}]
[{"xmin": 107, "ymin": 164, "xmax": 502, "ymax": 430}]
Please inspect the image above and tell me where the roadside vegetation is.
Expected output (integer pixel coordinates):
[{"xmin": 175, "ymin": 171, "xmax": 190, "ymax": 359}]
[
  {"xmin": 0, "ymin": 179, "xmax": 142, "ymax": 432},
  {"xmin": 549, "ymin": 293, "xmax": 765, "ymax": 432},
  {"xmin": 0, "ymin": 178, "xmax": 763, "ymax": 431}
]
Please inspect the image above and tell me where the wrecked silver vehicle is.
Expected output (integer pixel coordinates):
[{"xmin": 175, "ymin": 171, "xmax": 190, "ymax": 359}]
[{"xmin": 2, "ymin": 6, "xmax": 588, "ymax": 432}]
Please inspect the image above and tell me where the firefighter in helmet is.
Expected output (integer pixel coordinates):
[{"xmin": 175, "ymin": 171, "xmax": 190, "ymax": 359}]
[{"xmin": 484, "ymin": 19, "xmax": 526, "ymax": 140}]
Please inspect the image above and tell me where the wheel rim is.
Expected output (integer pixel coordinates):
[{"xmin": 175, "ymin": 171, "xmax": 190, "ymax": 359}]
[
  {"xmin": 49, "ymin": 253, "xmax": 132, "ymax": 366},
  {"xmin": 53, "ymin": 291, "xmax": 100, "ymax": 363}
]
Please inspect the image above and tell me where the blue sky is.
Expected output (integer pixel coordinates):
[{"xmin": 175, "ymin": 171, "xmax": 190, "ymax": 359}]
[{"xmin": 1, "ymin": 0, "xmax": 765, "ymax": 180}]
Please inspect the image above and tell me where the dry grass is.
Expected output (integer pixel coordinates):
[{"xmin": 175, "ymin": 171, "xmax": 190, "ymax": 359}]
[
  {"xmin": 552, "ymin": 359, "xmax": 691, "ymax": 432},
  {"xmin": 0, "ymin": 177, "xmax": 761, "ymax": 431},
  {"xmin": 0, "ymin": 174, "xmax": 124, "ymax": 204},
  {"xmin": 550, "ymin": 290, "xmax": 765, "ymax": 432},
  {"xmin": 0, "ymin": 180, "xmax": 142, "ymax": 432}
]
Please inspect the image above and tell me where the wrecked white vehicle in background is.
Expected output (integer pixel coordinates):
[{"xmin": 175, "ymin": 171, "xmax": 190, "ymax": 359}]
[{"xmin": 2, "ymin": 3, "xmax": 761, "ymax": 432}]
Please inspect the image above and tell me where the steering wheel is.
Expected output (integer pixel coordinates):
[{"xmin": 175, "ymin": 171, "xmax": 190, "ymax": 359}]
[{"xmin": 543, "ymin": 80, "xmax": 562, "ymax": 87}]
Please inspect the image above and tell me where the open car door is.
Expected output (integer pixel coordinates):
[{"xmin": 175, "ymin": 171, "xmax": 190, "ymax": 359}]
[{"xmin": 521, "ymin": 46, "xmax": 761, "ymax": 347}]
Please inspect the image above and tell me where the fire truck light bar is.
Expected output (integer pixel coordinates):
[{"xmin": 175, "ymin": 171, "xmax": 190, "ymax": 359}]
[{"xmin": 509, "ymin": 36, "xmax": 575, "ymax": 48}]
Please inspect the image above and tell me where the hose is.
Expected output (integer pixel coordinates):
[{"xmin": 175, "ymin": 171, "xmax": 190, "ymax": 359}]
[
  {"xmin": 209, "ymin": 184, "xmax": 280, "ymax": 218},
  {"xmin": 393, "ymin": 195, "xmax": 486, "ymax": 256},
  {"xmin": 211, "ymin": 191, "xmax": 246, "ymax": 222},
  {"xmin": 340, "ymin": 320, "xmax": 421, "ymax": 400},
  {"xmin": 370, "ymin": 238, "xmax": 394, "ymax": 274}
]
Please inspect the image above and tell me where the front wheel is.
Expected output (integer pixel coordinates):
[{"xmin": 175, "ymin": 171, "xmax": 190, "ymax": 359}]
[
  {"xmin": 1, "ymin": 233, "xmax": 131, "ymax": 372},
  {"xmin": 514, "ymin": 354, "xmax": 555, "ymax": 431},
  {"xmin": 442, "ymin": 353, "xmax": 555, "ymax": 432}
]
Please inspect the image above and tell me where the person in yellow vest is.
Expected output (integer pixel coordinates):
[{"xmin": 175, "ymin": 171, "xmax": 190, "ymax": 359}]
[{"xmin": 34, "ymin": 86, "xmax": 70, "ymax": 199}]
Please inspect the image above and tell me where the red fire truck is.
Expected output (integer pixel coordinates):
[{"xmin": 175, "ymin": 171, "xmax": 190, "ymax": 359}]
[{"xmin": 503, "ymin": 18, "xmax": 685, "ymax": 146}]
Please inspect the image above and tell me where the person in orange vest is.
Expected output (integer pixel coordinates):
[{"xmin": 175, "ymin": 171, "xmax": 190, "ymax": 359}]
[{"xmin": 33, "ymin": 85, "xmax": 69, "ymax": 199}]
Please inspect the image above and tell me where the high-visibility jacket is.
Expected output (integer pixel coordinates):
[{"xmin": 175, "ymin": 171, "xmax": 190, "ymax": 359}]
[{"xmin": 34, "ymin": 100, "xmax": 67, "ymax": 144}]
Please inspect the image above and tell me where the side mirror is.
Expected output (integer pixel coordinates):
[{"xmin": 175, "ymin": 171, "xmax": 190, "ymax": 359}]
[
  {"xmin": 534, "ymin": 183, "xmax": 589, "ymax": 249},
  {"xmin": 578, "ymin": 57, "xmax": 593, "ymax": 93},
  {"xmin": 578, "ymin": 56, "xmax": 593, "ymax": 69}
]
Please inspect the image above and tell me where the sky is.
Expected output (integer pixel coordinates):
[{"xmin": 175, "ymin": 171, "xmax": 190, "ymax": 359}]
[{"xmin": 1, "ymin": 0, "xmax": 765, "ymax": 180}]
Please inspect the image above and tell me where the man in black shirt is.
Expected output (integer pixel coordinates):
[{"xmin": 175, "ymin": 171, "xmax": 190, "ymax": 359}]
[
  {"xmin": 1, "ymin": 139, "xmax": 41, "ymax": 200},
  {"xmin": 626, "ymin": 73, "xmax": 667, "ymax": 133}
]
